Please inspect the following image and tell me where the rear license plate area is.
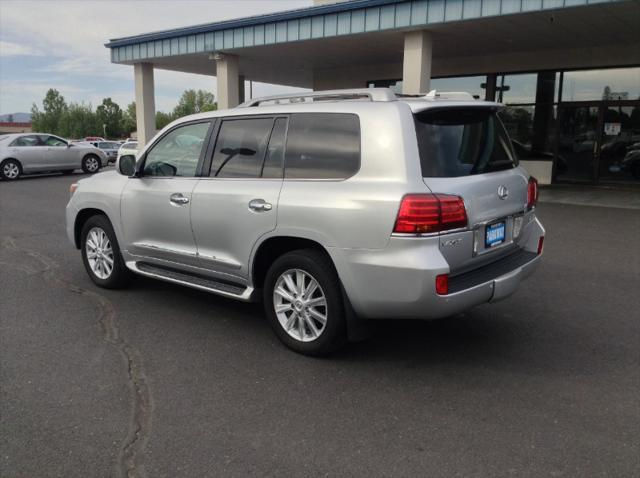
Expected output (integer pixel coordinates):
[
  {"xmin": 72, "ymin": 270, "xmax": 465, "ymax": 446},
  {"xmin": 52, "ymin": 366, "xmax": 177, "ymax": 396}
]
[{"xmin": 485, "ymin": 221, "xmax": 506, "ymax": 248}]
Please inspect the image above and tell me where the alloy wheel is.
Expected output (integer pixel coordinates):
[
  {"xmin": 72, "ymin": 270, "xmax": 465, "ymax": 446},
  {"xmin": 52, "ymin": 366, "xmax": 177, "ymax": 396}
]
[
  {"xmin": 273, "ymin": 268, "xmax": 328, "ymax": 342},
  {"xmin": 85, "ymin": 227, "xmax": 114, "ymax": 279}
]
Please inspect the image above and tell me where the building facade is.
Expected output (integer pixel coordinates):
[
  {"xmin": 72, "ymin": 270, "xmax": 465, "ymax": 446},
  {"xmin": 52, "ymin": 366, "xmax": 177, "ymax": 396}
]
[{"xmin": 105, "ymin": 0, "xmax": 640, "ymax": 185}]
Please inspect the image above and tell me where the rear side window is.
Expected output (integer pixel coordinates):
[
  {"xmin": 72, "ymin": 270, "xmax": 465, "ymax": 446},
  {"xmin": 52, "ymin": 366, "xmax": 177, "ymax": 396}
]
[
  {"xmin": 415, "ymin": 108, "xmax": 517, "ymax": 177},
  {"xmin": 285, "ymin": 113, "xmax": 360, "ymax": 179},
  {"xmin": 211, "ymin": 118, "xmax": 273, "ymax": 178}
]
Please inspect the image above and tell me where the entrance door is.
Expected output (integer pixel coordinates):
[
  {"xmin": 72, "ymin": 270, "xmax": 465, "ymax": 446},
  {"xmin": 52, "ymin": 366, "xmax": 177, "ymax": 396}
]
[
  {"xmin": 555, "ymin": 105, "xmax": 600, "ymax": 182},
  {"xmin": 598, "ymin": 105, "xmax": 640, "ymax": 184},
  {"xmin": 555, "ymin": 102, "xmax": 640, "ymax": 184}
]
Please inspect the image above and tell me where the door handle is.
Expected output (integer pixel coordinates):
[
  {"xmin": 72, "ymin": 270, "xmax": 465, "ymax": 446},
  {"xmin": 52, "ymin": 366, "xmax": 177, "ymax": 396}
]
[
  {"xmin": 170, "ymin": 193, "xmax": 190, "ymax": 205},
  {"xmin": 248, "ymin": 199, "xmax": 272, "ymax": 212}
]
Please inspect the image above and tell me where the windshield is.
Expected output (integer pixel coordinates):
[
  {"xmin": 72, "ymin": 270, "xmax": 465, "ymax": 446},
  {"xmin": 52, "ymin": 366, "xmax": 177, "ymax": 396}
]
[{"xmin": 415, "ymin": 108, "xmax": 517, "ymax": 177}]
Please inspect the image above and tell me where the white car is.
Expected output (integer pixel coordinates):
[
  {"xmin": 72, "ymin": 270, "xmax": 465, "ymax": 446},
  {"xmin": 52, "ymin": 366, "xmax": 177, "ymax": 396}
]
[
  {"xmin": 117, "ymin": 141, "xmax": 138, "ymax": 161},
  {"xmin": 0, "ymin": 133, "xmax": 108, "ymax": 180}
]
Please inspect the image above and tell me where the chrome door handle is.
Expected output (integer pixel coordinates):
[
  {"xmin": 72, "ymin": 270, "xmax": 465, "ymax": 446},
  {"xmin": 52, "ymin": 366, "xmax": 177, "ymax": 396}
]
[
  {"xmin": 248, "ymin": 199, "xmax": 272, "ymax": 212},
  {"xmin": 170, "ymin": 193, "xmax": 190, "ymax": 205}
]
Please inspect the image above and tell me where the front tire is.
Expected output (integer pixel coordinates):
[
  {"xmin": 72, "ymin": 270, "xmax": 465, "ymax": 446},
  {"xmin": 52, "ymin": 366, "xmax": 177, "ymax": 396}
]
[
  {"xmin": 81, "ymin": 154, "xmax": 101, "ymax": 174},
  {"xmin": 80, "ymin": 215, "xmax": 131, "ymax": 289},
  {"xmin": 263, "ymin": 249, "xmax": 347, "ymax": 356},
  {"xmin": 1, "ymin": 159, "xmax": 22, "ymax": 180}
]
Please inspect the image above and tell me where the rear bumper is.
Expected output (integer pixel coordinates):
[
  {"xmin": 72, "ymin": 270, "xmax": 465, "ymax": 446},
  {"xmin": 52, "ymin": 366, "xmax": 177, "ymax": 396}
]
[{"xmin": 330, "ymin": 217, "xmax": 544, "ymax": 319}]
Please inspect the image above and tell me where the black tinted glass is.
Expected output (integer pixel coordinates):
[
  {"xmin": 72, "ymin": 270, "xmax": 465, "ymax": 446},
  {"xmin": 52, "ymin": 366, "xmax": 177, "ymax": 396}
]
[
  {"xmin": 285, "ymin": 113, "xmax": 360, "ymax": 179},
  {"xmin": 262, "ymin": 118, "xmax": 287, "ymax": 178},
  {"xmin": 415, "ymin": 109, "xmax": 517, "ymax": 177},
  {"xmin": 212, "ymin": 118, "xmax": 273, "ymax": 178}
]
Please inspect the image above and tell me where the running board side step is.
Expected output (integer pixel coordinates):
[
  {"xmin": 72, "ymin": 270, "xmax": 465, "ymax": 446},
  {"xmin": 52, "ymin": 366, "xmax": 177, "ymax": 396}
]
[{"xmin": 127, "ymin": 261, "xmax": 253, "ymax": 301}]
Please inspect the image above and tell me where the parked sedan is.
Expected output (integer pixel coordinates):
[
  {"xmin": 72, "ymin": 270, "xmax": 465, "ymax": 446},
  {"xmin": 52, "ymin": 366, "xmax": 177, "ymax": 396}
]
[
  {"xmin": 0, "ymin": 133, "xmax": 108, "ymax": 180},
  {"xmin": 91, "ymin": 141, "xmax": 121, "ymax": 164}
]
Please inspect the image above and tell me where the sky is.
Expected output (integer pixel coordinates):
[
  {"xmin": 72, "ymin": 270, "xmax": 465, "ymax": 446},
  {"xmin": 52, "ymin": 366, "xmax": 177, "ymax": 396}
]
[{"xmin": 0, "ymin": 0, "xmax": 312, "ymax": 115}]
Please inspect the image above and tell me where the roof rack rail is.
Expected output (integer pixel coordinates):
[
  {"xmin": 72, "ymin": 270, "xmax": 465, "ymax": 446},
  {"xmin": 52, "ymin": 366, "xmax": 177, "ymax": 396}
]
[
  {"xmin": 423, "ymin": 90, "xmax": 477, "ymax": 101},
  {"xmin": 237, "ymin": 88, "xmax": 397, "ymax": 107}
]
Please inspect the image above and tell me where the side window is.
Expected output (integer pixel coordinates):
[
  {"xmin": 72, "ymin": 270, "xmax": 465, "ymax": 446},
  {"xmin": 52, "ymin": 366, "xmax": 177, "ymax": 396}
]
[
  {"xmin": 284, "ymin": 113, "xmax": 360, "ymax": 179},
  {"xmin": 11, "ymin": 135, "xmax": 41, "ymax": 147},
  {"xmin": 262, "ymin": 118, "xmax": 287, "ymax": 178},
  {"xmin": 44, "ymin": 136, "xmax": 67, "ymax": 147},
  {"xmin": 211, "ymin": 118, "xmax": 273, "ymax": 178},
  {"xmin": 143, "ymin": 122, "xmax": 210, "ymax": 177}
]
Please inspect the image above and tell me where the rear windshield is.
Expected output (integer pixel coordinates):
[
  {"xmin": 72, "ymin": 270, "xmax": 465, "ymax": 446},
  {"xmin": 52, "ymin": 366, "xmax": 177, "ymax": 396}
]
[{"xmin": 415, "ymin": 108, "xmax": 517, "ymax": 177}]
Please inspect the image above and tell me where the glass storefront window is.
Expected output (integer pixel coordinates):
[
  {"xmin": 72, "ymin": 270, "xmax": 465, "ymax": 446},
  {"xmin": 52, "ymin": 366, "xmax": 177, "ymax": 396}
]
[
  {"xmin": 562, "ymin": 67, "xmax": 640, "ymax": 102},
  {"xmin": 497, "ymin": 73, "xmax": 560, "ymax": 105},
  {"xmin": 430, "ymin": 76, "xmax": 487, "ymax": 99}
]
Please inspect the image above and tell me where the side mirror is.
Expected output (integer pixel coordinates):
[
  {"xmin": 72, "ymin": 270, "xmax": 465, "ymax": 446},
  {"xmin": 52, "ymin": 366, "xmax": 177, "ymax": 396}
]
[{"xmin": 117, "ymin": 154, "xmax": 137, "ymax": 176}]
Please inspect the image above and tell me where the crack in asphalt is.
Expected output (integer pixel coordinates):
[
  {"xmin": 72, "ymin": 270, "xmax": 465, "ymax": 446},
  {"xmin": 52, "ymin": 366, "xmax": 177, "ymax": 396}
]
[{"xmin": 1, "ymin": 236, "xmax": 153, "ymax": 478}]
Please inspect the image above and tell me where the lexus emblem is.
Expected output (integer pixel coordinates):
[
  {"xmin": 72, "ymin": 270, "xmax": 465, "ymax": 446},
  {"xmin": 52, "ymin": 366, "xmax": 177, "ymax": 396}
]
[{"xmin": 497, "ymin": 185, "xmax": 509, "ymax": 200}]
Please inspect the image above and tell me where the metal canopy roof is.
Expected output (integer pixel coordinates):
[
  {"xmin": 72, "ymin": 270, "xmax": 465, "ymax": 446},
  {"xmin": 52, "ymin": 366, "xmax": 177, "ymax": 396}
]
[{"xmin": 106, "ymin": 0, "xmax": 633, "ymax": 65}]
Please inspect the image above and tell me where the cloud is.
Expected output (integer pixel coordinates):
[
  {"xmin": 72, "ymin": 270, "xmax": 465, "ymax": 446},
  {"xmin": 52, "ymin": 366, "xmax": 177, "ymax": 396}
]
[
  {"xmin": 0, "ymin": 40, "xmax": 43, "ymax": 57},
  {"xmin": 0, "ymin": 0, "xmax": 312, "ymax": 113}
]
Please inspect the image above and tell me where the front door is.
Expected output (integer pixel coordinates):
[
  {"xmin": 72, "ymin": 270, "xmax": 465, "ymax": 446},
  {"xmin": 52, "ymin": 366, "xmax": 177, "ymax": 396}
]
[
  {"xmin": 120, "ymin": 120, "xmax": 213, "ymax": 267},
  {"xmin": 190, "ymin": 116, "xmax": 286, "ymax": 282},
  {"xmin": 42, "ymin": 135, "xmax": 75, "ymax": 169}
]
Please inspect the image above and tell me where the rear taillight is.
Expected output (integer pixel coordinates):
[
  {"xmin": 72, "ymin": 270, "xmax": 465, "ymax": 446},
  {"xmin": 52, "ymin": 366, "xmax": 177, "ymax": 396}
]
[
  {"xmin": 394, "ymin": 194, "xmax": 467, "ymax": 234},
  {"xmin": 527, "ymin": 177, "xmax": 538, "ymax": 211},
  {"xmin": 436, "ymin": 274, "xmax": 449, "ymax": 295}
]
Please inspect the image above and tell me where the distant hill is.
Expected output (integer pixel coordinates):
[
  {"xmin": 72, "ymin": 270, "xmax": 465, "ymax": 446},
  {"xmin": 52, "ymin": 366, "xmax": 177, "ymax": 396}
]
[{"xmin": 0, "ymin": 113, "xmax": 32, "ymax": 123}]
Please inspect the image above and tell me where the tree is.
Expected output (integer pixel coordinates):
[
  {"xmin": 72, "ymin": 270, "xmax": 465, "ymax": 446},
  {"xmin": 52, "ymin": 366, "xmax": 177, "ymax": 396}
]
[
  {"xmin": 31, "ymin": 89, "xmax": 68, "ymax": 134},
  {"xmin": 58, "ymin": 103, "xmax": 99, "ymax": 139},
  {"xmin": 172, "ymin": 89, "xmax": 216, "ymax": 118},
  {"xmin": 96, "ymin": 98, "xmax": 124, "ymax": 138},
  {"xmin": 122, "ymin": 102, "xmax": 136, "ymax": 134},
  {"xmin": 155, "ymin": 111, "xmax": 174, "ymax": 130}
]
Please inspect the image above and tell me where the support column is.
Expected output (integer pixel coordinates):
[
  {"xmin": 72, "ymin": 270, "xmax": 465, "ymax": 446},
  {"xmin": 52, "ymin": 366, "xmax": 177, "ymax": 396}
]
[
  {"xmin": 238, "ymin": 75, "xmax": 245, "ymax": 104},
  {"xmin": 134, "ymin": 63, "xmax": 155, "ymax": 148},
  {"xmin": 402, "ymin": 30, "xmax": 432, "ymax": 95},
  {"xmin": 216, "ymin": 54, "xmax": 240, "ymax": 109}
]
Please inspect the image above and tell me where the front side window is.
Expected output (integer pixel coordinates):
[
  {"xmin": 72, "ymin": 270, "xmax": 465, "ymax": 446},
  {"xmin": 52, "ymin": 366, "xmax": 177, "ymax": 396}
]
[
  {"xmin": 210, "ymin": 118, "xmax": 273, "ymax": 178},
  {"xmin": 143, "ymin": 122, "xmax": 210, "ymax": 177},
  {"xmin": 11, "ymin": 135, "xmax": 41, "ymax": 147},
  {"xmin": 43, "ymin": 136, "xmax": 67, "ymax": 147},
  {"xmin": 284, "ymin": 113, "xmax": 360, "ymax": 179},
  {"xmin": 415, "ymin": 108, "xmax": 517, "ymax": 177}
]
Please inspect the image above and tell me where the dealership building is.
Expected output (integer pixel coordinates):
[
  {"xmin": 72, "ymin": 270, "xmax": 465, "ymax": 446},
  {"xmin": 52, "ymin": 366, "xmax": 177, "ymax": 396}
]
[{"xmin": 106, "ymin": 0, "xmax": 640, "ymax": 185}]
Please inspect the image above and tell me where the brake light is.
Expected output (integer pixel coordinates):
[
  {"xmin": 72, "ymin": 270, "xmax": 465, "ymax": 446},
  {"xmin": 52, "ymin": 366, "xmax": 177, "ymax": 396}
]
[
  {"xmin": 527, "ymin": 177, "xmax": 538, "ymax": 211},
  {"xmin": 394, "ymin": 194, "xmax": 467, "ymax": 234},
  {"xmin": 436, "ymin": 274, "xmax": 449, "ymax": 295},
  {"xmin": 537, "ymin": 236, "xmax": 545, "ymax": 255}
]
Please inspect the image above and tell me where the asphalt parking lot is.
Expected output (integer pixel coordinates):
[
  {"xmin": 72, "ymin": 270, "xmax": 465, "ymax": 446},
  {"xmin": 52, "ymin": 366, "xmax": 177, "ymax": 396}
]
[{"xmin": 1, "ymin": 172, "xmax": 639, "ymax": 478}]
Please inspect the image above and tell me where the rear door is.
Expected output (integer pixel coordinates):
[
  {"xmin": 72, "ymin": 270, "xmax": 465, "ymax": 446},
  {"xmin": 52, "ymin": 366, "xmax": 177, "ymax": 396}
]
[
  {"xmin": 9, "ymin": 135, "xmax": 45, "ymax": 171},
  {"xmin": 415, "ymin": 107, "xmax": 529, "ymax": 265},
  {"xmin": 190, "ymin": 116, "xmax": 286, "ymax": 281},
  {"xmin": 120, "ymin": 120, "xmax": 213, "ymax": 268}
]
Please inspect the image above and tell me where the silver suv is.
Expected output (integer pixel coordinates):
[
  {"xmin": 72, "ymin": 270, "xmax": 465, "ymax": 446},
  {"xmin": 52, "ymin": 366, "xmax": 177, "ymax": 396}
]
[{"xmin": 66, "ymin": 89, "xmax": 545, "ymax": 356}]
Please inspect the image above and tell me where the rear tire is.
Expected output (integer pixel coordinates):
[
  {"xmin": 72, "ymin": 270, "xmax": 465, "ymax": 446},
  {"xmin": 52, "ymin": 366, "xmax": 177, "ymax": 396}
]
[
  {"xmin": 263, "ymin": 249, "xmax": 347, "ymax": 356},
  {"xmin": 1, "ymin": 159, "xmax": 22, "ymax": 180},
  {"xmin": 81, "ymin": 154, "xmax": 100, "ymax": 174},
  {"xmin": 80, "ymin": 215, "xmax": 131, "ymax": 289}
]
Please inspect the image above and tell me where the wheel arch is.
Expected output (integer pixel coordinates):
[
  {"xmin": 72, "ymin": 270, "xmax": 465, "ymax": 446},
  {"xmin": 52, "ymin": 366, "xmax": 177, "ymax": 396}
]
[
  {"xmin": 73, "ymin": 208, "xmax": 110, "ymax": 249},
  {"xmin": 251, "ymin": 236, "xmax": 335, "ymax": 291}
]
